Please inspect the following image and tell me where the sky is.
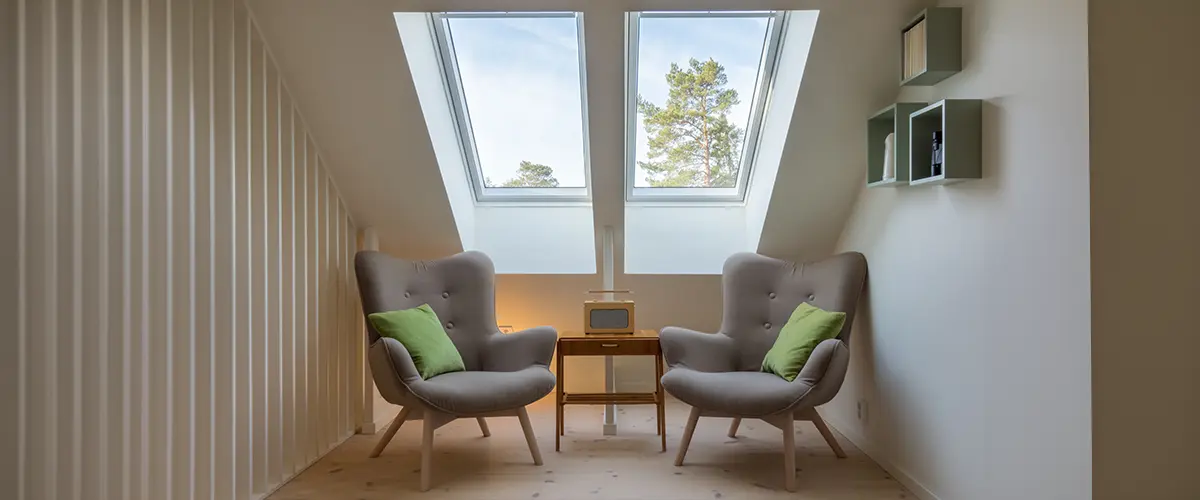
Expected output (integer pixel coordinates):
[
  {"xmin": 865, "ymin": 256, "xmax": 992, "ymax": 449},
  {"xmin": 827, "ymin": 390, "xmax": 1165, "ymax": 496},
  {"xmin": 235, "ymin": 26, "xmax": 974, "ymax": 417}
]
[{"xmin": 446, "ymin": 14, "xmax": 771, "ymax": 188}]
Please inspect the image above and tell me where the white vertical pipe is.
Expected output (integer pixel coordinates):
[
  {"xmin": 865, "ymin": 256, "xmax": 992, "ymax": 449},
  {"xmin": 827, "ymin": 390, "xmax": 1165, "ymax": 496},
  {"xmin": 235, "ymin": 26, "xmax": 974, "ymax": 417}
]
[{"xmin": 602, "ymin": 225, "xmax": 617, "ymax": 436}]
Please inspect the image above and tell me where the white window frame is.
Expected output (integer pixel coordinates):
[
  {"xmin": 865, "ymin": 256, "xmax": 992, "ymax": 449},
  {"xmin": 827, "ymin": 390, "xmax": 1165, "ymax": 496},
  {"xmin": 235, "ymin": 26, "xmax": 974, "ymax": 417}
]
[
  {"xmin": 625, "ymin": 11, "xmax": 787, "ymax": 203},
  {"xmin": 431, "ymin": 12, "xmax": 592, "ymax": 203}
]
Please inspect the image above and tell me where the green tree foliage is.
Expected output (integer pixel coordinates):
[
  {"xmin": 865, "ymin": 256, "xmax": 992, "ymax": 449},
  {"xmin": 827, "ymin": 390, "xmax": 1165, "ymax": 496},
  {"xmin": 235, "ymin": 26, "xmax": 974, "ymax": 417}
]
[
  {"xmin": 500, "ymin": 160, "xmax": 560, "ymax": 187},
  {"xmin": 637, "ymin": 58, "xmax": 744, "ymax": 188}
]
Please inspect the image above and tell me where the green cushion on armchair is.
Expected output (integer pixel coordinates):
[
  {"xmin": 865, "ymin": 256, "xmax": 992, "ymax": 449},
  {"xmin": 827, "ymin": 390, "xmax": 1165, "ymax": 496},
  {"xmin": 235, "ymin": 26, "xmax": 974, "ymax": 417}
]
[
  {"xmin": 368, "ymin": 304, "xmax": 465, "ymax": 380},
  {"xmin": 761, "ymin": 303, "xmax": 846, "ymax": 382}
]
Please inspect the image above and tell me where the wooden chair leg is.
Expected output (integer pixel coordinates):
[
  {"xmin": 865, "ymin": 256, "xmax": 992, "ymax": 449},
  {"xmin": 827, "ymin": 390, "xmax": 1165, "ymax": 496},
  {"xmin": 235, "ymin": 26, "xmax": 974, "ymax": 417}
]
[
  {"xmin": 517, "ymin": 406, "xmax": 543, "ymax": 465},
  {"xmin": 477, "ymin": 417, "xmax": 491, "ymax": 437},
  {"xmin": 369, "ymin": 406, "xmax": 410, "ymax": 458},
  {"xmin": 810, "ymin": 411, "xmax": 847, "ymax": 458},
  {"xmin": 674, "ymin": 407, "xmax": 701, "ymax": 466},
  {"xmin": 782, "ymin": 417, "xmax": 796, "ymax": 492},
  {"xmin": 420, "ymin": 416, "xmax": 435, "ymax": 492},
  {"xmin": 727, "ymin": 417, "xmax": 741, "ymax": 438}
]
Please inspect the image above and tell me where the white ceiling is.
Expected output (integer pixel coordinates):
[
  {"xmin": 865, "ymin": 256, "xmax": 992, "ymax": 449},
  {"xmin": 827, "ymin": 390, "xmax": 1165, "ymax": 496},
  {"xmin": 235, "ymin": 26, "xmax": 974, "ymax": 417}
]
[{"xmin": 247, "ymin": 0, "xmax": 924, "ymax": 264}]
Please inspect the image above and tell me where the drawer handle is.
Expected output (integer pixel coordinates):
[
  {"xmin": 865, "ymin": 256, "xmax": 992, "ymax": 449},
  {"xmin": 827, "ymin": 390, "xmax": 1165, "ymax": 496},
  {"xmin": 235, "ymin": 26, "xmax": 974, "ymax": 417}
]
[{"xmin": 601, "ymin": 343, "xmax": 619, "ymax": 348}]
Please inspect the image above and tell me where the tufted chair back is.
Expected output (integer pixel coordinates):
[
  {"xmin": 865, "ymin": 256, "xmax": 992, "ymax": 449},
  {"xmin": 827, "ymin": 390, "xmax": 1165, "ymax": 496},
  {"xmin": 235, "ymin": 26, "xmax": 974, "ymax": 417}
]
[
  {"xmin": 719, "ymin": 252, "xmax": 868, "ymax": 371},
  {"xmin": 355, "ymin": 250, "xmax": 499, "ymax": 371}
]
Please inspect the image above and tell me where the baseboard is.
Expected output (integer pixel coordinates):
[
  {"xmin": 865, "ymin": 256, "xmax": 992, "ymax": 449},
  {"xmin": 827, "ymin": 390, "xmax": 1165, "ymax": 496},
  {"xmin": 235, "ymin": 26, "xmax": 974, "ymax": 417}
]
[
  {"xmin": 357, "ymin": 407, "xmax": 399, "ymax": 435},
  {"xmin": 822, "ymin": 414, "xmax": 941, "ymax": 500},
  {"xmin": 254, "ymin": 431, "xmax": 355, "ymax": 500}
]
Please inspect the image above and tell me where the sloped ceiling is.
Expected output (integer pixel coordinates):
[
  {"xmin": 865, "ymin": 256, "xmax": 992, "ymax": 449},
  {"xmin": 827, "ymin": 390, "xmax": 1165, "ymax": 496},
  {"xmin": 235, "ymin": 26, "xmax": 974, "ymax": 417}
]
[{"xmin": 248, "ymin": 0, "xmax": 923, "ymax": 263}]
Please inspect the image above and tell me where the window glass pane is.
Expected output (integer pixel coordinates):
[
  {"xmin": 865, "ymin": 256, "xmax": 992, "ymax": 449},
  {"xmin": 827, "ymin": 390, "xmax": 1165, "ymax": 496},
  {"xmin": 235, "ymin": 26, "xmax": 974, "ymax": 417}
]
[
  {"xmin": 633, "ymin": 14, "xmax": 772, "ymax": 188},
  {"xmin": 444, "ymin": 14, "xmax": 587, "ymax": 188}
]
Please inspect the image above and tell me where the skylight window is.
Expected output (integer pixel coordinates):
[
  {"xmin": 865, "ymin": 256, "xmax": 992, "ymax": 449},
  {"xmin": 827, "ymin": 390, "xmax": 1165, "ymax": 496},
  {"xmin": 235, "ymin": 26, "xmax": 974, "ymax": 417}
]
[
  {"xmin": 432, "ymin": 12, "xmax": 590, "ymax": 201},
  {"xmin": 626, "ymin": 12, "xmax": 786, "ymax": 201}
]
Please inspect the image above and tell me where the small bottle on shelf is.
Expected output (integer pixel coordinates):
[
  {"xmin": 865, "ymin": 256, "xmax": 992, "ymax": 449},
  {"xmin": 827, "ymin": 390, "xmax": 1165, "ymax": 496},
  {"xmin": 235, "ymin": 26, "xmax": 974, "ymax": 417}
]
[{"xmin": 931, "ymin": 131, "xmax": 944, "ymax": 177}]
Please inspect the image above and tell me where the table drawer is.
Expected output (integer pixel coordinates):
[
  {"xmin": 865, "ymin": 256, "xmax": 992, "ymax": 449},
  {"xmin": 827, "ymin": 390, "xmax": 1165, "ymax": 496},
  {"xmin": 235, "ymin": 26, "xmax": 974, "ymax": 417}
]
[{"xmin": 558, "ymin": 338, "xmax": 659, "ymax": 356}]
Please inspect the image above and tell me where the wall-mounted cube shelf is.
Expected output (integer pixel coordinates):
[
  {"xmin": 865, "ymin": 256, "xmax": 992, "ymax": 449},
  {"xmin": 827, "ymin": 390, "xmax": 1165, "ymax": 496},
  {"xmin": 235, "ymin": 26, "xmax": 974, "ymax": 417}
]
[
  {"xmin": 900, "ymin": 7, "xmax": 962, "ymax": 86},
  {"xmin": 908, "ymin": 99, "xmax": 982, "ymax": 185},
  {"xmin": 867, "ymin": 102, "xmax": 926, "ymax": 187}
]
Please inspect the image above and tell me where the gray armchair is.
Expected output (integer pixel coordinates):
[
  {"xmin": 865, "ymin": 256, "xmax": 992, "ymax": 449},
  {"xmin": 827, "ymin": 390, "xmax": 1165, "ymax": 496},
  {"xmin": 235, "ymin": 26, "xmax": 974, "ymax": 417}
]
[
  {"xmin": 660, "ymin": 252, "xmax": 867, "ymax": 491},
  {"xmin": 355, "ymin": 250, "xmax": 557, "ymax": 491}
]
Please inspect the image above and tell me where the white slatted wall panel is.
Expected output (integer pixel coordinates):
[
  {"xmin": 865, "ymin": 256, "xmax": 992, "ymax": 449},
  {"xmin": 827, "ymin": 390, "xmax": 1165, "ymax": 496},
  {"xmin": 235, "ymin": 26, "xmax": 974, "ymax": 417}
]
[{"xmin": 11, "ymin": 0, "xmax": 363, "ymax": 498}]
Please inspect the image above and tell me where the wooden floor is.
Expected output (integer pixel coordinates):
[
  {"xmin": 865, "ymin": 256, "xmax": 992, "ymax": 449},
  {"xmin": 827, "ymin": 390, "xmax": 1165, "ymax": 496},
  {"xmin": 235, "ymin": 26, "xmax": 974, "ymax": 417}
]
[{"xmin": 268, "ymin": 399, "xmax": 912, "ymax": 499}]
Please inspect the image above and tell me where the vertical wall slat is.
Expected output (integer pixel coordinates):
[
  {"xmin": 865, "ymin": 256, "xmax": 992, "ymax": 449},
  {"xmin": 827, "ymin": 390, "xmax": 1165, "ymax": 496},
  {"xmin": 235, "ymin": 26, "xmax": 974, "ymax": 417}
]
[
  {"xmin": 170, "ymin": 1, "xmax": 195, "ymax": 498},
  {"xmin": 309, "ymin": 146, "xmax": 320, "ymax": 456},
  {"xmin": 119, "ymin": 0, "xmax": 135, "ymax": 495},
  {"xmin": 334, "ymin": 201, "xmax": 343, "ymax": 438},
  {"xmin": 11, "ymin": 0, "xmax": 27, "ymax": 497},
  {"xmin": 146, "ymin": 0, "xmax": 171, "ymax": 497},
  {"xmin": 24, "ymin": 0, "xmax": 49, "ymax": 497},
  {"xmin": 16, "ymin": 1, "xmax": 359, "ymax": 497},
  {"xmin": 343, "ymin": 203, "xmax": 353, "ymax": 437},
  {"xmin": 294, "ymin": 110, "xmax": 310, "ymax": 472},
  {"xmin": 231, "ymin": 1, "xmax": 251, "ymax": 497},
  {"xmin": 101, "ymin": 2, "xmax": 124, "ymax": 497},
  {"xmin": 280, "ymin": 92, "xmax": 296, "ymax": 477},
  {"xmin": 247, "ymin": 21, "xmax": 268, "ymax": 498},
  {"xmin": 11, "ymin": 0, "xmax": 26, "ymax": 497},
  {"xmin": 190, "ymin": 0, "xmax": 212, "ymax": 498},
  {"xmin": 209, "ymin": 0, "xmax": 233, "ymax": 496},
  {"xmin": 77, "ymin": 0, "xmax": 103, "ymax": 496},
  {"xmin": 323, "ymin": 174, "xmax": 334, "ymax": 445},
  {"xmin": 3, "ymin": 0, "xmax": 22, "ymax": 496},
  {"xmin": 265, "ymin": 56, "xmax": 284, "ymax": 487},
  {"xmin": 50, "ymin": 0, "xmax": 68, "ymax": 496},
  {"xmin": 103, "ymin": 2, "xmax": 127, "ymax": 493},
  {"xmin": 134, "ymin": 0, "xmax": 151, "ymax": 495}
]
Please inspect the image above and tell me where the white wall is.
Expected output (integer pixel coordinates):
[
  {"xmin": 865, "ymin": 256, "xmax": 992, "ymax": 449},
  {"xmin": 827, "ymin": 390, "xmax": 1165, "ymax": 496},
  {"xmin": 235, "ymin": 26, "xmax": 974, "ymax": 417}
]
[
  {"xmin": 1089, "ymin": 1, "xmax": 1200, "ymax": 497},
  {"xmin": 11, "ymin": 1, "xmax": 362, "ymax": 499},
  {"xmin": 473, "ymin": 205, "xmax": 597, "ymax": 274},
  {"xmin": 828, "ymin": 0, "xmax": 1092, "ymax": 498},
  {"xmin": 624, "ymin": 205, "xmax": 746, "ymax": 275}
]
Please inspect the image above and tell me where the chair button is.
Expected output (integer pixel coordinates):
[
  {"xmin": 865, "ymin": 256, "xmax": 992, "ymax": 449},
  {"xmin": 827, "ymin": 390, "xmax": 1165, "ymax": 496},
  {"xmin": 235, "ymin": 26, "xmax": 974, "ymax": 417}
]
[
  {"xmin": 768, "ymin": 292, "xmax": 776, "ymax": 299},
  {"xmin": 404, "ymin": 292, "xmax": 410, "ymax": 298},
  {"xmin": 764, "ymin": 322, "xmax": 772, "ymax": 329},
  {"xmin": 808, "ymin": 294, "xmax": 815, "ymax": 301},
  {"xmin": 442, "ymin": 292, "xmax": 449, "ymax": 299},
  {"xmin": 446, "ymin": 322, "xmax": 454, "ymax": 329}
]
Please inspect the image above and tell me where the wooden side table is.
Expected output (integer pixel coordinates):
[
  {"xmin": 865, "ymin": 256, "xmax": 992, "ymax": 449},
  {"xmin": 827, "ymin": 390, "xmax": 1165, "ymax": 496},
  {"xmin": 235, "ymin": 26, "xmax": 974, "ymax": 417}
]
[{"xmin": 555, "ymin": 329, "xmax": 666, "ymax": 452}]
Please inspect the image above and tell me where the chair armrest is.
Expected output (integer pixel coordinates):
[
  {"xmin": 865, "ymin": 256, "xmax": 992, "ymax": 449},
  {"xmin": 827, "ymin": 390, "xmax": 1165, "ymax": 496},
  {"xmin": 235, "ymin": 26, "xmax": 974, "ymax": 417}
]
[
  {"xmin": 790, "ymin": 338, "xmax": 850, "ymax": 407},
  {"xmin": 482, "ymin": 326, "xmax": 558, "ymax": 372},
  {"xmin": 368, "ymin": 337, "xmax": 424, "ymax": 405},
  {"xmin": 659, "ymin": 326, "xmax": 736, "ymax": 373}
]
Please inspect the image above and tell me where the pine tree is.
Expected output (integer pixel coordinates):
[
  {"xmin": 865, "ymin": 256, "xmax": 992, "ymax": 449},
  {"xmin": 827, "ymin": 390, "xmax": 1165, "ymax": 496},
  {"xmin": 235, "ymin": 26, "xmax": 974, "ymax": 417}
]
[
  {"xmin": 500, "ymin": 160, "xmax": 560, "ymax": 187},
  {"xmin": 637, "ymin": 58, "xmax": 743, "ymax": 188}
]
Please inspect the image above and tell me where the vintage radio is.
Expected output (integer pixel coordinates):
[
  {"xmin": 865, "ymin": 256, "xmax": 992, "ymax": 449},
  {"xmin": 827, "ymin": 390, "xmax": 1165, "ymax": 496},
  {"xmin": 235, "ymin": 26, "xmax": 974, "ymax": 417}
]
[{"xmin": 583, "ymin": 290, "xmax": 635, "ymax": 334}]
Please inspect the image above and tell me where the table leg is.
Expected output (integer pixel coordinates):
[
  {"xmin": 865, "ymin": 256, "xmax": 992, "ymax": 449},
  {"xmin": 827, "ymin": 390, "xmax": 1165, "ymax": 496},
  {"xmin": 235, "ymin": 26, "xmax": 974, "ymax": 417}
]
[
  {"xmin": 556, "ymin": 347, "xmax": 564, "ymax": 452},
  {"xmin": 657, "ymin": 353, "xmax": 666, "ymax": 452}
]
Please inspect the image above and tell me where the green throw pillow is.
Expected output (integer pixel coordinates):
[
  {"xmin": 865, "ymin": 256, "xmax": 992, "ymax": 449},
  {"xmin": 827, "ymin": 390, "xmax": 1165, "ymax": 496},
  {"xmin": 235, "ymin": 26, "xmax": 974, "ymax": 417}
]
[
  {"xmin": 368, "ymin": 304, "xmax": 465, "ymax": 380},
  {"xmin": 761, "ymin": 302, "xmax": 846, "ymax": 382}
]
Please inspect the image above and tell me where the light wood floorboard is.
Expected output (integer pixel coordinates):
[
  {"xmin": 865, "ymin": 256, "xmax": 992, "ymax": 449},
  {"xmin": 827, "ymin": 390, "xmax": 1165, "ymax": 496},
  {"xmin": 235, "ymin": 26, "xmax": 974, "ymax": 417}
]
[{"xmin": 267, "ymin": 399, "xmax": 913, "ymax": 499}]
